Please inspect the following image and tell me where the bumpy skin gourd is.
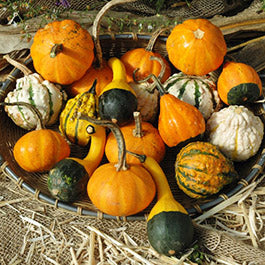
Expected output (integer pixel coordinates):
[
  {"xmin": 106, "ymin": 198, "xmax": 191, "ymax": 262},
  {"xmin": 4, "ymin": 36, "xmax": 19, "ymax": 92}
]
[
  {"xmin": 175, "ymin": 141, "xmax": 238, "ymax": 198},
  {"xmin": 207, "ymin": 105, "xmax": 264, "ymax": 161},
  {"xmin": 98, "ymin": 57, "xmax": 137, "ymax": 126},
  {"xmin": 59, "ymin": 81, "xmax": 98, "ymax": 146}
]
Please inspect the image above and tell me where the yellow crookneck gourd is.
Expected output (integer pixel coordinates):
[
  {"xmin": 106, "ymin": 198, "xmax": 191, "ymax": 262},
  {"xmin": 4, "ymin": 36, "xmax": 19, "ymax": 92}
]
[
  {"xmin": 98, "ymin": 57, "xmax": 137, "ymax": 126},
  {"xmin": 129, "ymin": 151, "xmax": 194, "ymax": 257}
]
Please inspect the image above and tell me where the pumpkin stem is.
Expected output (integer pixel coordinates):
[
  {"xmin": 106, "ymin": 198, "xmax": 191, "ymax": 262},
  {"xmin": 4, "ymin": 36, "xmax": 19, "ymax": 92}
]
[
  {"xmin": 132, "ymin": 111, "xmax": 144, "ymax": 137},
  {"xmin": 146, "ymin": 27, "xmax": 170, "ymax": 52},
  {"xmin": 92, "ymin": 0, "xmax": 137, "ymax": 68},
  {"xmin": 3, "ymin": 54, "xmax": 32, "ymax": 76},
  {"xmin": 79, "ymin": 115, "xmax": 128, "ymax": 171},
  {"xmin": 193, "ymin": 28, "xmax": 205, "ymax": 39},
  {"xmin": 50, "ymin": 44, "xmax": 63, "ymax": 58},
  {"xmin": 0, "ymin": 101, "xmax": 45, "ymax": 130}
]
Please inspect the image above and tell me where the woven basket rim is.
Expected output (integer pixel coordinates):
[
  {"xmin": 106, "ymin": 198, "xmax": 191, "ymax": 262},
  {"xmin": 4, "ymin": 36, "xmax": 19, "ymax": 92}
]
[{"xmin": 1, "ymin": 33, "xmax": 265, "ymax": 221}]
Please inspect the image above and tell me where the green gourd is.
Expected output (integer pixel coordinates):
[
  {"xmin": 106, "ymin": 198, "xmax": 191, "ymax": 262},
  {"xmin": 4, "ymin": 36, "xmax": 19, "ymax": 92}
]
[{"xmin": 129, "ymin": 151, "xmax": 194, "ymax": 257}]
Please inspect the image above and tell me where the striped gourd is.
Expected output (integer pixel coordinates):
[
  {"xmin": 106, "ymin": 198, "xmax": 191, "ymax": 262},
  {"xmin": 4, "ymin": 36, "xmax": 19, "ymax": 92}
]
[
  {"xmin": 175, "ymin": 141, "xmax": 238, "ymax": 199},
  {"xmin": 164, "ymin": 72, "xmax": 220, "ymax": 119},
  {"xmin": 59, "ymin": 81, "xmax": 98, "ymax": 146},
  {"xmin": 4, "ymin": 73, "xmax": 65, "ymax": 130}
]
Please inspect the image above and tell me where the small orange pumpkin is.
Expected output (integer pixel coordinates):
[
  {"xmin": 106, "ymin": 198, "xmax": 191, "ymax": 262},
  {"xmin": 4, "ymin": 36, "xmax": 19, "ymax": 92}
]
[
  {"xmin": 121, "ymin": 27, "xmax": 171, "ymax": 83},
  {"xmin": 30, "ymin": 19, "xmax": 94, "ymax": 85},
  {"xmin": 85, "ymin": 118, "xmax": 156, "ymax": 217},
  {"xmin": 217, "ymin": 61, "xmax": 262, "ymax": 105},
  {"xmin": 2, "ymin": 102, "xmax": 70, "ymax": 172},
  {"xmin": 105, "ymin": 111, "xmax": 166, "ymax": 164},
  {"xmin": 166, "ymin": 18, "xmax": 227, "ymax": 76}
]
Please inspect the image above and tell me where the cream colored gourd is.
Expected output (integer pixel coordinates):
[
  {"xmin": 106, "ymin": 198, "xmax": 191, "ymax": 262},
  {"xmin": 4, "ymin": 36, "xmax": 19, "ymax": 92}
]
[
  {"xmin": 4, "ymin": 55, "xmax": 65, "ymax": 130},
  {"xmin": 207, "ymin": 105, "xmax": 264, "ymax": 161},
  {"xmin": 164, "ymin": 72, "xmax": 221, "ymax": 119}
]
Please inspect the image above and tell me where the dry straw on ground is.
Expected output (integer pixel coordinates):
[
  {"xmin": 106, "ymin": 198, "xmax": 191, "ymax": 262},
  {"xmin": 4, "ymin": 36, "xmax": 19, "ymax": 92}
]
[{"xmin": 1, "ymin": 165, "xmax": 265, "ymax": 265}]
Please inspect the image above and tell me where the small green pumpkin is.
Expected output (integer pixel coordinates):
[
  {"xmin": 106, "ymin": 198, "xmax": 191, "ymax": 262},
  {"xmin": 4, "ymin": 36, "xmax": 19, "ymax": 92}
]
[
  {"xmin": 175, "ymin": 141, "xmax": 238, "ymax": 199},
  {"xmin": 48, "ymin": 159, "xmax": 89, "ymax": 202}
]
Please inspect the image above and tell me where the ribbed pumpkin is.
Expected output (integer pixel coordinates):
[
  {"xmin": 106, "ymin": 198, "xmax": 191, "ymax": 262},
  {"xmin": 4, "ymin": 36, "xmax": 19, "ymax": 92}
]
[
  {"xmin": 3, "ymin": 102, "xmax": 70, "ymax": 173},
  {"xmin": 30, "ymin": 19, "xmax": 94, "ymax": 85},
  {"xmin": 121, "ymin": 27, "xmax": 171, "ymax": 83},
  {"xmin": 105, "ymin": 111, "xmax": 166, "ymax": 164},
  {"xmin": 59, "ymin": 80, "xmax": 99, "ymax": 146},
  {"xmin": 166, "ymin": 18, "xmax": 227, "ymax": 76},
  {"xmin": 217, "ymin": 61, "xmax": 262, "ymax": 105},
  {"xmin": 175, "ymin": 141, "xmax": 238, "ymax": 199},
  {"xmin": 86, "ymin": 118, "xmax": 156, "ymax": 217}
]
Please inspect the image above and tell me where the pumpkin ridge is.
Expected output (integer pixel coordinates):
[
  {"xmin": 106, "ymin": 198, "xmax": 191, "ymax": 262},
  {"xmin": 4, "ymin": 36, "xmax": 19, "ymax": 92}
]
[{"xmin": 194, "ymin": 80, "xmax": 201, "ymax": 109}]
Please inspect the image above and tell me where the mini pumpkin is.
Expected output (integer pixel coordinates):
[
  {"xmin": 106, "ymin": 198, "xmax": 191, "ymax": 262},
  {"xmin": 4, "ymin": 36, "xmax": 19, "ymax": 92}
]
[
  {"xmin": 30, "ymin": 19, "xmax": 94, "ymax": 85},
  {"xmin": 207, "ymin": 105, "xmax": 264, "ymax": 161},
  {"xmin": 217, "ymin": 61, "xmax": 262, "ymax": 105},
  {"xmin": 86, "ymin": 118, "xmax": 156, "ymax": 217},
  {"xmin": 166, "ymin": 18, "xmax": 227, "ymax": 76},
  {"xmin": 175, "ymin": 141, "xmax": 238, "ymax": 199},
  {"xmin": 3, "ymin": 55, "xmax": 65, "ymax": 130},
  {"xmin": 105, "ymin": 111, "xmax": 166, "ymax": 164},
  {"xmin": 121, "ymin": 27, "xmax": 171, "ymax": 83},
  {"xmin": 1, "ymin": 102, "xmax": 70, "ymax": 172}
]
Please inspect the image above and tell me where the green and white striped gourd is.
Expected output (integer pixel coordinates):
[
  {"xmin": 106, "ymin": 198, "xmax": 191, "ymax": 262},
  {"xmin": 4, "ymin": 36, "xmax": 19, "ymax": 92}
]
[
  {"xmin": 164, "ymin": 72, "xmax": 221, "ymax": 119},
  {"xmin": 4, "ymin": 73, "xmax": 66, "ymax": 130},
  {"xmin": 207, "ymin": 105, "xmax": 264, "ymax": 161}
]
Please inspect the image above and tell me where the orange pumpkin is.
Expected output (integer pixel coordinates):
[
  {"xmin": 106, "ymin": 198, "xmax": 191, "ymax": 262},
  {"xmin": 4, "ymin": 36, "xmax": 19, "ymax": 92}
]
[
  {"xmin": 5, "ymin": 102, "xmax": 70, "ymax": 172},
  {"xmin": 217, "ymin": 61, "xmax": 262, "ymax": 105},
  {"xmin": 86, "ymin": 118, "xmax": 156, "ymax": 217},
  {"xmin": 105, "ymin": 111, "xmax": 166, "ymax": 164},
  {"xmin": 30, "ymin": 19, "xmax": 94, "ymax": 85},
  {"xmin": 166, "ymin": 18, "xmax": 227, "ymax": 76},
  {"xmin": 67, "ymin": 60, "xmax": 113, "ymax": 97},
  {"xmin": 121, "ymin": 27, "xmax": 171, "ymax": 83}
]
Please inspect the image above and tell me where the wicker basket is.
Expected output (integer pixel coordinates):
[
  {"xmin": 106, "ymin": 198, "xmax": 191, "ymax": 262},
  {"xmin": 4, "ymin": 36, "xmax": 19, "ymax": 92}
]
[{"xmin": 0, "ymin": 32, "xmax": 265, "ymax": 221}]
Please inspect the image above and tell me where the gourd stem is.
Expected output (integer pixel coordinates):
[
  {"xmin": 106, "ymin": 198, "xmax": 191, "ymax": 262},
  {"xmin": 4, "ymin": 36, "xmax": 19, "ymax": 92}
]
[
  {"xmin": 92, "ymin": 0, "xmax": 137, "ymax": 68},
  {"xmin": 0, "ymin": 102, "xmax": 45, "ymax": 130},
  {"xmin": 127, "ymin": 151, "xmax": 174, "ymax": 200},
  {"xmin": 50, "ymin": 44, "xmax": 63, "ymax": 58},
  {"xmin": 145, "ymin": 27, "xmax": 169, "ymax": 52},
  {"xmin": 79, "ymin": 115, "xmax": 128, "ymax": 171},
  {"xmin": 133, "ymin": 56, "xmax": 167, "ymax": 94},
  {"xmin": 3, "ymin": 55, "xmax": 32, "ymax": 76},
  {"xmin": 132, "ymin": 111, "xmax": 144, "ymax": 137}
]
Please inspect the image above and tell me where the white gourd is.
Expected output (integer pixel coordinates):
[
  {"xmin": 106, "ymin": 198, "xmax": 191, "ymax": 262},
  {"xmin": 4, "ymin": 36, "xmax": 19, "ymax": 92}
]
[
  {"xmin": 129, "ymin": 81, "xmax": 159, "ymax": 122},
  {"xmin": 4, "ymin": 73, "xmax": 65, "ymax": 130},
  {"xmin": 164, "ymin": 72, "xmax": 221, "ymax": 119},
  {"xmin": 207, "ymin": 105, "xmax": 264, "ymax": 161}
]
